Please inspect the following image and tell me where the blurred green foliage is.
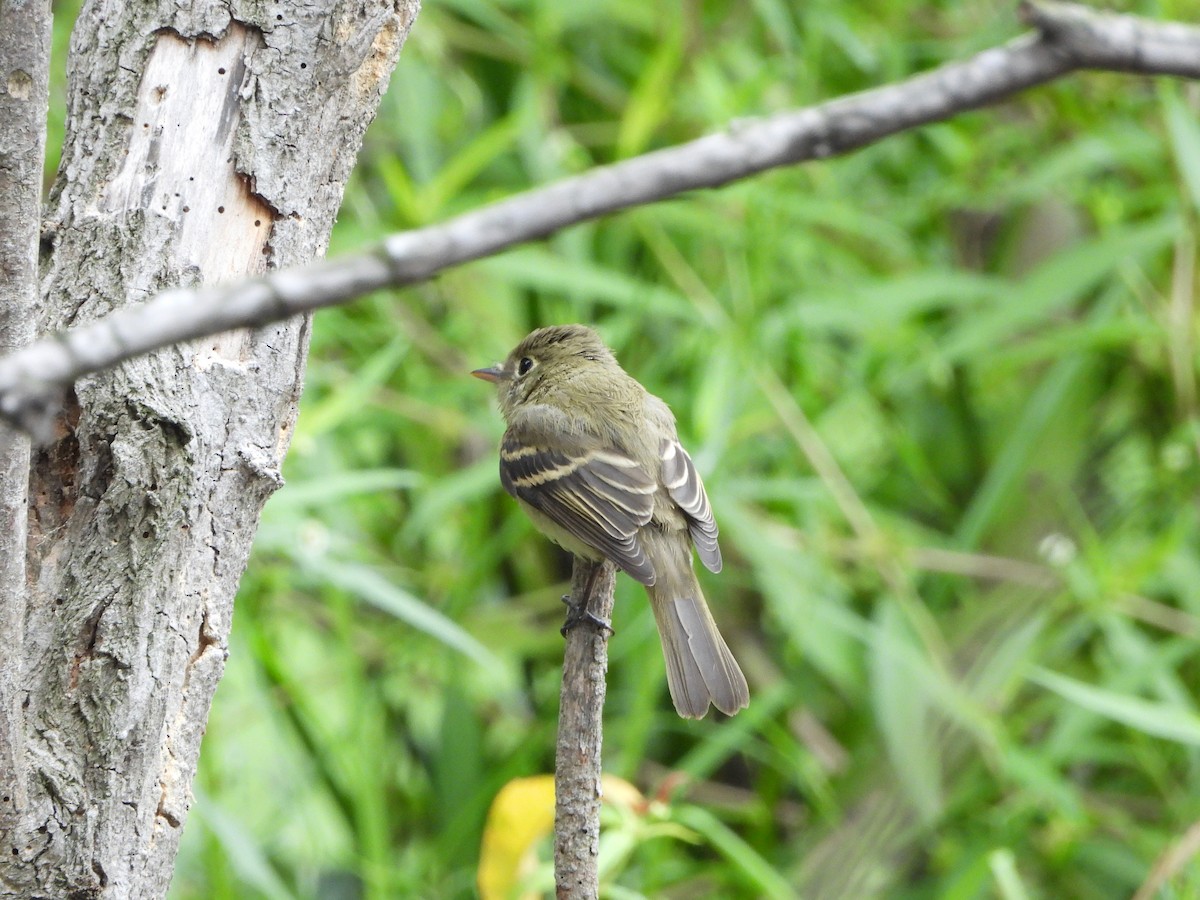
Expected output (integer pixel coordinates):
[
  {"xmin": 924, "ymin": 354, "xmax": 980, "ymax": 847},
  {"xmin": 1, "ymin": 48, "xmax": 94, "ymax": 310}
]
[{"xmin": 45, "ymin": 0, "xmax": 1189, "ymax": 896}]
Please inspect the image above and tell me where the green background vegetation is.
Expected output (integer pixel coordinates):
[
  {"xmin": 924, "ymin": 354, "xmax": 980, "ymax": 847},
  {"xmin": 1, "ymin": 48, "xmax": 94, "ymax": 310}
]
[{"xmin": 56, "ymin": 0, "xmax": 1200, "ymax": 896}]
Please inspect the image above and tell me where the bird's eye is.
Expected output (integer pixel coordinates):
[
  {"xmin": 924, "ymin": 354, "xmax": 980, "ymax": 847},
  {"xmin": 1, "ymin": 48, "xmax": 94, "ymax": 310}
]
[{"xmin": 517, "ymin": 356, "xmax": 535, "ymax": 376}]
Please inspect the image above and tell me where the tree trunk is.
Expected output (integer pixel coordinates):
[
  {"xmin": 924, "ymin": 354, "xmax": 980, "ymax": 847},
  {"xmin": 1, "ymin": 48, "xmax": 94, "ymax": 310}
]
[{"xmin": 1, "ymin": 1, "xmax": 418, "ymax": 897}]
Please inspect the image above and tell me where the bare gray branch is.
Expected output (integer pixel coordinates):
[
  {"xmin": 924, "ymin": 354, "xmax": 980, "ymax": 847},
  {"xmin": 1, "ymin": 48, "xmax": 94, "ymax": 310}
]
[
  {"xmin": 0, "ymin": 1, "xmax": 1197, "ymax": 435},
  {"xmin": 554, "ymin": 559, "xmax": 617, "ymax": 900}
]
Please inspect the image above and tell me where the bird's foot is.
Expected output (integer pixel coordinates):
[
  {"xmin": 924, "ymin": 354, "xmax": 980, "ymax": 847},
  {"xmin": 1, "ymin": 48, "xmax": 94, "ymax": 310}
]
[{"xmin": 560, "ymin": 598, "xmax": 614, "ymax": 637}]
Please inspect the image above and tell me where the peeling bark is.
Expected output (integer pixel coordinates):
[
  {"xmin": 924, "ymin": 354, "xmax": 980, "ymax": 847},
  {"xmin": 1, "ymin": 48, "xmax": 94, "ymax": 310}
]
[{"xmin": 1, "ymin": 1, "xmax": 419, "ymax": 897}]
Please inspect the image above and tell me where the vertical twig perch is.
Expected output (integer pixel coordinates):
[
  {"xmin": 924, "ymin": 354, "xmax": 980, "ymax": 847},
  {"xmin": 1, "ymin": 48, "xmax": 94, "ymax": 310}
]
[{"xmin": 554, "ymin": 558, "xmax": 617, "ymax": 900}]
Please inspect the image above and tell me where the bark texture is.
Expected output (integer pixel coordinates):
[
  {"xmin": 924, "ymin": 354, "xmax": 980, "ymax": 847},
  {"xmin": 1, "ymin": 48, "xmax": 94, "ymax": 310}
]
[
  {"xmin": 554, "ymin": 559, "xmax": 616, "ymax": 900},
  {"xmin": 0, "ymin": 0, "xmax": 51, "ymax": 848},
  {"xmin": 1, "ymin": 1, "xmax": 418, "ymax": 897}
]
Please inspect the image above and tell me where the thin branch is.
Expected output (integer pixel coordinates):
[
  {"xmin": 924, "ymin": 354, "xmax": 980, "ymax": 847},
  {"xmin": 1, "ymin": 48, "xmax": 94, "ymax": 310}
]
[
  {"xmin": 1, "ymin": 0, "xmax": 1199, "ymax": 435},
  {"xmin": 1134, "ymin": 818, "xmax": 1200, "ymax": 900},
  {"xmin": 554, "ymin": 558, "xmax": 616, "ymax": 900},
  {"xmin": 0, "ymin": 0, "xmax": 51, "ymax": 820}
]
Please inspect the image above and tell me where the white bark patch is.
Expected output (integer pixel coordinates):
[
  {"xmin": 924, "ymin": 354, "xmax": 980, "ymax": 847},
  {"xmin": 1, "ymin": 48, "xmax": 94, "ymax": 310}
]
[
  {"xmin": 5, "ymin": 67, "xmax": 32, "ymax": 99},
  {"xmin": 102, "ymin": 25, "xmax": 274, "ymax": 367}
]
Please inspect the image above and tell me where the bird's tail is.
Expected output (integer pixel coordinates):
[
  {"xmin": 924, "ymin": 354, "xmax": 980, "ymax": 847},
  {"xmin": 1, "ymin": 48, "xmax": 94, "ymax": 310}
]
[{"xmin": 648, "ymin": 575, "xmax": 749, "ymax": 719}]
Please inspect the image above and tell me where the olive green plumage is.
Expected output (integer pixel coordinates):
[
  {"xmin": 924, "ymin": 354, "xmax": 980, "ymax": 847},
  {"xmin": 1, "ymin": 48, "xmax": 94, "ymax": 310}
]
[{"xmin": 474, "ymin": 324, "xmax": 748, "ymax": 719}]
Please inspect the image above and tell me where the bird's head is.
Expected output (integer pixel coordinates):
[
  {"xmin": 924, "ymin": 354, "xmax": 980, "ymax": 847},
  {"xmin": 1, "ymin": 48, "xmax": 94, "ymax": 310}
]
[{"xmin": 472, "ymin": 324, "xmax": 618, "ymax": 419}]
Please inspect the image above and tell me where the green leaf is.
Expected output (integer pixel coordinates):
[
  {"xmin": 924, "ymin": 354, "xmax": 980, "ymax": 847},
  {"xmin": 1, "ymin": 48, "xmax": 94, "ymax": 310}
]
[
  {"xmin": 267, "ymin": 469, "xmax": 423, "ymax": 511},
  {"xmin": 989, "ymin": 848, "xmax": 1032, "ymax": 900},
  {"xmin": 939, "ymin": 217, "xmax": 1179, "ymax": 365},
  {"xmin": 476, "ymin": 248, "xmax": 693, "ymax": 318},
  {"xmin": 953, "ymin": 348, "xmax": 1087, "ymax": 548},
  {"xmin": 192, "ymin": 792, "xmax": 299, "ymax": 900},
  {"xmin": 673, "ymin": 806, "xmax": 796, "ymax": 900},
  {"xmin": 1030, "ymin": 667, "xmax": 1200, "ymax": 746},
  {"xmin": 423, "ymin": 113, "xmax": 525, "ymax": 215},
  {"xmin": 308, "ymin": 556, "xmax": 507, "ymax": 677},
  {"xmin": 616, "ymin": 17, "xmax": 683, "ymax": 158},
  {"xmin": 1162, "ymin": 83, "xmax": 1200, "ymax": 213},
  {"xmin": 870, "ymin": 602, "xmax": 942, "ymax": 825},
  {"xmin": 297, "ymin": 333, "xmax": 410, "ymax": 439}
]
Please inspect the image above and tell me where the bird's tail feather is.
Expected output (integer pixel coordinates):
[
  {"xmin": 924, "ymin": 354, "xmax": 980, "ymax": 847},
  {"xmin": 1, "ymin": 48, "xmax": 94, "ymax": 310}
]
[{"xmin": 648, "ymin": 578, "xmax": 749, "ymax": 719}]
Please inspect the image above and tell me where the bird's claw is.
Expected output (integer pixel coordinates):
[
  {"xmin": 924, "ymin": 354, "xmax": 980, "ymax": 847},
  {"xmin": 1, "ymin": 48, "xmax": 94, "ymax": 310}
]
[{"xmin": 560, "ymin": 602, "xmax": 614, "ymax": 638}]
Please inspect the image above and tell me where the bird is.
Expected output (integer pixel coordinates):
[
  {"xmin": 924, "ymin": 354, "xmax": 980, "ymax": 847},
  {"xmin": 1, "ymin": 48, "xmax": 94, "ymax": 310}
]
[{"xmin": 472, "ymin": 324, "xmax": 749, "ymax": 718}]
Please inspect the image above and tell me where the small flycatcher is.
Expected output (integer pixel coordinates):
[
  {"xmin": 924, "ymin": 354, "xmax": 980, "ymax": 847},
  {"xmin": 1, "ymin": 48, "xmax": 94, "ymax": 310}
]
[{"xmin": 473, "ymin": 324, "xmax": 749, "ymax": 719}]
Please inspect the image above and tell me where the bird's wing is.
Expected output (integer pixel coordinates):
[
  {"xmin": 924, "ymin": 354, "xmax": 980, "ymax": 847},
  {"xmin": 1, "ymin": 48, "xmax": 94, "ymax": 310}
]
[
  {"xmin": 659, "ymin": 438, "xmax": 722, "ymax": 573},
  {"xmin": 499, "ymin": 424, "xmax": 658, "ymax": 585}
]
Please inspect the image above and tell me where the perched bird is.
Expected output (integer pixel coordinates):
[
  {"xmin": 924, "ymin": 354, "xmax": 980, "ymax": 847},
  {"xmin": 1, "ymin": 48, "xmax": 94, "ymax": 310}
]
[{"xmin": 472, "ymin": 324, "xmax": 749, "ymax": 718}]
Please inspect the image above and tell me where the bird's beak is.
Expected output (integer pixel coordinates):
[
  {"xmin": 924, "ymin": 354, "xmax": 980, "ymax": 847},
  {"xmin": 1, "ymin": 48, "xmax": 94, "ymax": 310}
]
[{"xmin": 471, "ymin": 364, "xmax": 506, "ymax": 383}]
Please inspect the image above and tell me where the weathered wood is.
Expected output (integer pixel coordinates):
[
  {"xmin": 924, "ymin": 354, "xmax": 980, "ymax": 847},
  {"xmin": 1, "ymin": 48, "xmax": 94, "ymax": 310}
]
[
  {"xmin": 554, "ymin": 559, "xmax": 616, "ymax": 900},
  {"xmin": 1, "ymin": 1, "xmax": 418, "ymax": 897},
  {"xmin": 0, "ymin": 0, "xmax": 51, "ymax": 848}
]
